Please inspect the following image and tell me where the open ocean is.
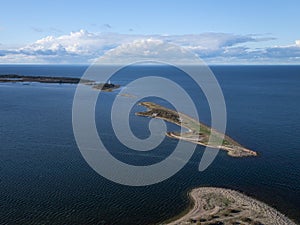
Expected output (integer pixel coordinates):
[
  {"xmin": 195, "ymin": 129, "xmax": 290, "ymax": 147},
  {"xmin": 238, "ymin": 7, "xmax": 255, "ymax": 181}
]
[{"xmin": 0, "ymin": 65, "xmax": 299, "ymax": 224}]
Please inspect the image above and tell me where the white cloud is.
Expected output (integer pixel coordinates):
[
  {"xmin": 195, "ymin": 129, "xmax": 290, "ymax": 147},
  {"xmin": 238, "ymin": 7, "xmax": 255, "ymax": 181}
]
[
  {"xmin": 99, "ymin": 39, "xmax": 201, "ymax": 64},
  {"xmin": 0, "ymin": 30, "xmax": 299, "ymax": 64}
]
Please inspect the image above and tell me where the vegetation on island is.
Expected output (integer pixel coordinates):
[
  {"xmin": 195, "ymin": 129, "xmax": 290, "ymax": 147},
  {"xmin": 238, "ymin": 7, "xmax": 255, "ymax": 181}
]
[
  {"xmin": 136, "ymin": 101, "xmax": 257, "ymax": 157},
  {"xmin": 0, "ymin": 74, "xmax": 120, "ymax": 91}
]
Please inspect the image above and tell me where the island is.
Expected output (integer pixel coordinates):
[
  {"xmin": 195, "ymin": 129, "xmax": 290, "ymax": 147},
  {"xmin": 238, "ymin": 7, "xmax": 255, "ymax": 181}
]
[
  {"xmin": 135, "ymin": 102, "xmax": 257, "ymax": 157},
  {"xmin": 0, "ymin": 74, "xmax": 120, "ymax": 92},
  {"xmin": 164, "ymin": 187, "xmax": 296, "ymax": 225}
]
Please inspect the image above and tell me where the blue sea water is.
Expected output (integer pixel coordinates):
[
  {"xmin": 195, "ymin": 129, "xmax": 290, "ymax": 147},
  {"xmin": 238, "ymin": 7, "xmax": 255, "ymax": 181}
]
[{"xmin": 0, "ymin": 65, "xmax": 299, "ymax": 224}]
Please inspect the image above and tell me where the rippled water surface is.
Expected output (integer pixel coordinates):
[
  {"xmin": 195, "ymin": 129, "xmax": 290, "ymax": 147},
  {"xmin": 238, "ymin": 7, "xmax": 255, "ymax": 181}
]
[{"xmin": 0, "ymin": 65, "xmax": 299, "ymax": 224}]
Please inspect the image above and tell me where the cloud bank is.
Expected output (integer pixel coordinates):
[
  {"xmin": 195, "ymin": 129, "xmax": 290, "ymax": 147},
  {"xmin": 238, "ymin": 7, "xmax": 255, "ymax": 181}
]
[{"xmin": 0, "ymin": 29, "xmax": 299, "ymax": 64}]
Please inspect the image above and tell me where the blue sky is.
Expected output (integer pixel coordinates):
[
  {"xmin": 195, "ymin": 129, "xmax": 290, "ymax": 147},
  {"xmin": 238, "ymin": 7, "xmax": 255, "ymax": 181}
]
[{"xmin": 0, "ymin": 0, "xmax": 300, "ymax": 64}]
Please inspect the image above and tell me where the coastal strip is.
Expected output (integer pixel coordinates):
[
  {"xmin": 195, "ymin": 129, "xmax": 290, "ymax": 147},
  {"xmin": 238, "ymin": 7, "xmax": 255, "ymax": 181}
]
[
  {"xmin": 136, "ymin": 102, "xmax": 257, "ymax": 157},
  {"xmin": 165, "ymin": 187, "xmax": 296, "ymax": 225},
  {"xmin": 0, "ymin": 74, "xmax": 120, "ymax": 91}
]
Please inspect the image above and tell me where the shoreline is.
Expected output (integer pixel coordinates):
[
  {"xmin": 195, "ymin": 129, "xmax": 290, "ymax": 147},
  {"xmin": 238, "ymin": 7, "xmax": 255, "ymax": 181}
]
[
  {"xmin": 0, "ymin": 74, "xmax": 120, "ymax": 91},
  {"xmin": 136, "ymin": 101, "xmax": 258, "ymax": 157},
  {"xmin": 163, "ymin": 187, "xmax": 297, "ymax": 225}
]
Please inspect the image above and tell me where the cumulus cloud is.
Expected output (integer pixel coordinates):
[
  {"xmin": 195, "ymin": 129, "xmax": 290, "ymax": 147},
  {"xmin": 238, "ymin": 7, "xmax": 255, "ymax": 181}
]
[
  {"xmin": 99, "ymin": 39, "xmax": 202, "ymax": 64},
  {"xmin": 0, "ymin": 30, "xmax": 299, "ymax": 64}
]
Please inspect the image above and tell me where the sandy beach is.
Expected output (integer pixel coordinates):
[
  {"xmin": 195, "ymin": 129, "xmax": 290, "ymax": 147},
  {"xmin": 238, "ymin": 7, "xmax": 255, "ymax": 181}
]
[{"xmin": 165, "ymin": 187, "xmax": 297, "ymax": 225}]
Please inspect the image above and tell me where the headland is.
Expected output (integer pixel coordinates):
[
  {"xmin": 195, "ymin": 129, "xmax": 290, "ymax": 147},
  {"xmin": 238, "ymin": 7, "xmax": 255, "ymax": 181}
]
[{"xmin": 136, "ymin": 102, "xmax": 257, "ymax": 157}]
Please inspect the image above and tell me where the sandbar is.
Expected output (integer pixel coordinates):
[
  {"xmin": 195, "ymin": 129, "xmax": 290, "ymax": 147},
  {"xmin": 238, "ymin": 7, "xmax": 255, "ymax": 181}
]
[{"xmin": 165, "ymin": 187, "xmax": 296, "ymax": 225}]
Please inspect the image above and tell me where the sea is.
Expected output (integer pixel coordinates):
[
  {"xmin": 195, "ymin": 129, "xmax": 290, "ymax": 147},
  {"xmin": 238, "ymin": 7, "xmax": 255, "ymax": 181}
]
[{"xmin": 0, "ymin": 65, "xmax": 299, "ymax": 224}]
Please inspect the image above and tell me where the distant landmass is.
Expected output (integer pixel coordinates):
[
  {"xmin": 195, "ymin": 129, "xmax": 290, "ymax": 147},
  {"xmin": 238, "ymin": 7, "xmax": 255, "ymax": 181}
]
[{"xmin": 0, "ymin": 74, "xmax": 120, "ymax": 92}]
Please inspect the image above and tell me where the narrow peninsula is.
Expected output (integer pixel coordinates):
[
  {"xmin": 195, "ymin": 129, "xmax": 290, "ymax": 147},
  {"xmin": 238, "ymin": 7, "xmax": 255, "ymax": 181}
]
[
  {"xmin": 136, "ymin": 102, "xmax": 257, "ymax": 157},
  {"xmin": 0, "ymin": 74, "xmax": 120, "ymax": 92},
  {"xmin": 165, "ymin": 187, "xmax": 296, "ymax": 225}
]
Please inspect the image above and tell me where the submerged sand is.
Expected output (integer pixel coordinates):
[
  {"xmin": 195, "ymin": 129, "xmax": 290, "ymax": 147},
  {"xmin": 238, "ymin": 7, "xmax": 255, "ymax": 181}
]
[{"xmin": 165, "ymin": 187, "xmax": 296, "ymax": 225}]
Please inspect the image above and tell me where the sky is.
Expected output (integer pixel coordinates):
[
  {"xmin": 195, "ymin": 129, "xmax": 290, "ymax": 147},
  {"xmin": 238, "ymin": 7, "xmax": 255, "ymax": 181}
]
[{"xmin": 0, "ymin": 0, "xmax": 299, "ymax": 64}]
